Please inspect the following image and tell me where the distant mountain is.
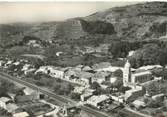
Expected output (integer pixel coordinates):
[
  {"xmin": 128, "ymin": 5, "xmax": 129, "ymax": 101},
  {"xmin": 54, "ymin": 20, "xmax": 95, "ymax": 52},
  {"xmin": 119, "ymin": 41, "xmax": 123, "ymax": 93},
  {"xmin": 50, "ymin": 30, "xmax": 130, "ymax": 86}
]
[
  {"xmin": 1, "ymin": 2, "xmax": 167, "ymax": 48},
  {"xmin": 84, "ymin": 2, "xmax": 167, "ymax": 40},
  {"xmin": 0, "ymin": 23, "xmax": 32, "ymax": 47}
]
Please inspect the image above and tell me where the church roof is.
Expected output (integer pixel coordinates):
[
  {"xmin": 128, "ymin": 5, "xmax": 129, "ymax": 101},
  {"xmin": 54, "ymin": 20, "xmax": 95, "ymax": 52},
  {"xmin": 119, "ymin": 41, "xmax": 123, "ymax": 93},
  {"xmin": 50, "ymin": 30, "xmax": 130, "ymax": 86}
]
[{"xmin": 133, "ymin": 71, "xmax": 152, "ymax": 77}]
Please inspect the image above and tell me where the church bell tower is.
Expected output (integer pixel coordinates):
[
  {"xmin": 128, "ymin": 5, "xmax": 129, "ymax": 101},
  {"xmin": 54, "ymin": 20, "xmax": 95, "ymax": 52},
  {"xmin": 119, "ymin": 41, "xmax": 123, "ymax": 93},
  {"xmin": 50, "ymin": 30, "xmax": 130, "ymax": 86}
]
[{"xmin": 123, "ymin": 60, "xmax": 131, "ymax": 87}]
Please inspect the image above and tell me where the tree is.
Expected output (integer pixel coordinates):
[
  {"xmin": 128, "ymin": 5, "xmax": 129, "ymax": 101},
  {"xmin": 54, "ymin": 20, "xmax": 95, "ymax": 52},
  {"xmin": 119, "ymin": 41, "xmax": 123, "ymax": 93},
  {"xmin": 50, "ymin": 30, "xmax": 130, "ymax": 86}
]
[
  {"xmin": 59, "ymin": 83, "xmax": 74, "ymax": 95},
  {"xmin": 109, "ymin": 41, "xmax": 130, "ymax": 58},
  {"xmin": 146, "ymin": 82, "xmax": 159, "ymax": 96},
  {"xmin": 91, "ymin": 82, "xmax": 101, "ymax": 90},
  {"xmin": 0, "ymin": 79, "xmax": 15, "ymax": 96},
  {"xmin": 113, "ymin": 69, "xmax": 123, "ymax": 78},
  {"xmin": 129, "ymin": 44, "xmax": 161, "ymax": 68},
  {"xmin": 70, "ymin": 92, "xmax": 81, "ymax": 100},
  {"xmin": 158, "ymin": 48, "xmax": 167, "ymax": 80},
  {"xmin": 33, "ymin": 73, "xmax": 42, "ymax": 80},
  {"xmin": 90, "ymin": 82, "xmax": 102, "ymax": 95},
  {"xmin": 113, "ymin": 79, "xmax": 123, "ymax": 89},
  {"xmin": 147, "ymin": 98, "xmax": 163, "ymax": 108},
  {"xmin": 53, "ymin": 84, "xmax": 61, "ymax": 92},
  {"xmin": 118, "ymin": 86, "xmax": 131, "ymax": 93}
]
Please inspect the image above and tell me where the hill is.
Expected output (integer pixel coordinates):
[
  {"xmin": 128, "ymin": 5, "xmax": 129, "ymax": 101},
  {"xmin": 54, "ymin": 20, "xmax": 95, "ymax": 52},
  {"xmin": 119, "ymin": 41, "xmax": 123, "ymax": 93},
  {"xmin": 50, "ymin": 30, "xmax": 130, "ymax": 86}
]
[
  {"xmin": 0, "ymin": 2, "xmax": 167, "ymax": 67},
  {"xmin": 0, "ymin": 2, "xmax": 167, "ymax": 48},
  {"xmin": 84, "ymin": 2, "xmax": 167, "ymax": 40}
]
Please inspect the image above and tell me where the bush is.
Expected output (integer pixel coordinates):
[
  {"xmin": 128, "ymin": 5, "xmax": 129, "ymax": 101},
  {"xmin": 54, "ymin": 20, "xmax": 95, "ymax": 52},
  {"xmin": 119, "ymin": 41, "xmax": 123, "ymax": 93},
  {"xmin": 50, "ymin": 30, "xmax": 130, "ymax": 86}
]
[{"xmin": 70, "ymin": 93, "xmax": 81, "ymax": 100}]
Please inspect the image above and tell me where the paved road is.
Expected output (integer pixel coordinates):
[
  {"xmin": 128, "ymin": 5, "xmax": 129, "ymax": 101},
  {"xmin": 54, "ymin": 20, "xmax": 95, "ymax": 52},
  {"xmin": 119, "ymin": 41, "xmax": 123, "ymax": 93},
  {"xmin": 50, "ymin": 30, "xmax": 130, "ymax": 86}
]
[
  {"xmin": 119, "ymin": 107, "xmax": 152, "ymax": 117},
  {"xmin": 122, "ymin": 107, "xmax": 152, "ymax": 117},
  {"xmin": 0, "ymin": 72, "xmax": 110, "ymax": 117}
]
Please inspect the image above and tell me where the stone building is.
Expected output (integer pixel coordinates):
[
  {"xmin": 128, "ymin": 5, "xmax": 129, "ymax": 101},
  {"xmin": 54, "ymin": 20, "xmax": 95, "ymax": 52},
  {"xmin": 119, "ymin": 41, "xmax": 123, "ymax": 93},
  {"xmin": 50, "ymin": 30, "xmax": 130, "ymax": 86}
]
[{"xmin": 123, "ymin": 60, "xmax": 153, "ymax": 87}]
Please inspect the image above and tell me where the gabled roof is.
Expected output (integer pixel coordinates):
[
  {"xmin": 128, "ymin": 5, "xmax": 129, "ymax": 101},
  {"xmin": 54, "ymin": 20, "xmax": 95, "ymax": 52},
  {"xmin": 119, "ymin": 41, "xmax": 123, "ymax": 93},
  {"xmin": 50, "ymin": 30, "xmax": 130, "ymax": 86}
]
[
  {"xmin": 133, "ymin": 71, "xmax": 152, "ymax": 77},
  {"xmin": 0, "ymin": 97, "xmax": 11, "ymax": 103},
  {"xmin": 77, "ymin": 71, "xmax": 93, "ymax": 79},
  {"xmin": 15, "ymin": 95, "xmax": 35, "ymax": 103},
  {"xmin": 13, "ymin": 111, "xmax": 29, "ymax": 117},
  {"xmin": 92, "ymin": 62, "xmax": 111, "ymax": 70},
  {"xmin": 87, "ymin": 95, "xmax": 109, "ymax": 104},
  {"xmin": 82, "ymin": 66, "xmax": 92, "ymax": 71}
]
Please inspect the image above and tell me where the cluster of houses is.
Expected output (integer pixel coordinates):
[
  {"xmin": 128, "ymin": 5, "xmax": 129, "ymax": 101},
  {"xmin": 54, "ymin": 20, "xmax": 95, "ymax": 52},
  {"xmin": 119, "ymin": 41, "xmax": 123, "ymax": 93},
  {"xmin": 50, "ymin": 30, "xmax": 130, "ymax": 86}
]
[
  {"xmin": 33, "ymin": 59, "xmax": 167, "ymax": 113},
  {"xmin": 0, "ymin": 87, "xmax": 59, "ymax": 117},
  {"xmin": 1, "ymin": 56, "xmax": 167, "ymax": 116},
  {"xmin": 0, "ymin": 57, "xmax": 36, "ymax": 76}
]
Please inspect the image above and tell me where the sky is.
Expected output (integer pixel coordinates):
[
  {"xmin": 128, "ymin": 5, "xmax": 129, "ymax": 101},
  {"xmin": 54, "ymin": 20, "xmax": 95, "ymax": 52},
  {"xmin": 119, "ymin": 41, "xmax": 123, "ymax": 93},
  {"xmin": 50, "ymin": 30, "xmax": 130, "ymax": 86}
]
[{"xmin": 0, "ymin": 2, "xmax": 141, "ymax": 24}]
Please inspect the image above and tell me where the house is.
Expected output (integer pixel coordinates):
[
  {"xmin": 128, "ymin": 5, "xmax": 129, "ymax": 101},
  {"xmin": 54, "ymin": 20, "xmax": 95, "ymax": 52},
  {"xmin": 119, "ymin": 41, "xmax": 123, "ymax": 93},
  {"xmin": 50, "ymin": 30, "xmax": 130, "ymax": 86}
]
[
  {"xmin": 124, "ymin": 85, "xmax": 145, "ymax": 102},
  {"xmin": 64, "ymin": 69, "xmax": 77, "ymax": 80},
  {"xmin": 92, "ymin": 71, "xmax": 111, "ymax": 84},
  {"xmin": 45, "ymin": 66, "xmax": 64, "ymax": 79},
  {"xmin": 4, "ymin": 60, "xmax": 13, "ymax": 68},
  {"xmin": 36, "ymin": 66, "xmax": 64, "ymax": 79},
  {"xmin": 71, "ymin": 71, "xmax": 93, "ymax": 86},
  {"xmin": 0, "ymin": 97, "xmax": 11, "ymax": 109},
  {"xmin": 132, "ymin": 100, "xmax": 146, "ymax": 109},
  {"xmin": 58, "ymin": 104, "xmax": 80, "ymax": 117},
  {"xmin": 128, "ymin": 51, "xmax": 135, "ymax": 57},
  {"xmin": 79, "ymin": 71, "xmax": 93, "ymax": 86},
  {"xmin": 80, "ymin": 93, "xmax": 93, "ymax": 102},
  {"xmin": 13, "ymin": 61, "xmax": 20, "ymax": 66},
  {"xmin": 0, "ymin": 60, "xmax": 4, "ymax": 67},
  {"xmin": 15, "ymin": 93, "xmax": 39, "ymax": 103},
  {"xmin": 110, "ymin": 77, "xmax": 117, "ymax": 83},
  {"xmin": 23, "ymin": 87, "xmax": 36, "ymax": 95},
  {"xmin": 35, "ymin": 66, "xmax": 49, "ymax": 74},
  {"xmin": 82, "ymin": 66, "xmax": 93, "ymax": 72},
  {"xmin": 87, "ymin": 95, "xmax": 110, "ymax": 107},
  {"xmin": 8, "ymin": 93, "xmax": 16, "ymax": 101},
  {"xmin": 73, "ymin": 86, "xmax": 86, "ymax": 94},
  {"xmin": 80, "ymin": 89, "xmax": 95, "ymax": 101},
  {"xmin": 24, "ymin": 68, "xmax": 36, "ymax": 75},
  {"xmin": 21, "ymin": 64, "xmax": 30, "ymax": 71},
  {"xmin": 152, "ymin": 93, "xmax": 165, "ymax": 101},
  {"xmin": 65, "ymin": 69, "xmax": 93, "ymax": 86},
  {"xmin": 21, "ymin": 64, "xmax": 36, "ymax": 75},
  {"xmin": 56, "ymin": 52, "xmax": 63, "ymax": 56},
  {"xmin": 13, "ymin": 111, "xmax": 29, "ymax": 117},
  {"xmin": 110, "ymin": 95, "xmax": 124, "ymax": 103},
  {"xmin": 6, "ymin": 103, "xmax": 19, "ymax": 113},
  {"xmin": 100, "ymin": 84, "xmax": 109, "ymax": 89},
  {"xmin": 84, "ymin": 46, "xmax": 95, "ymax": 53},
  {"xmin": 27, "ymin": 40, "xmax": 41, "ymax": 47}
]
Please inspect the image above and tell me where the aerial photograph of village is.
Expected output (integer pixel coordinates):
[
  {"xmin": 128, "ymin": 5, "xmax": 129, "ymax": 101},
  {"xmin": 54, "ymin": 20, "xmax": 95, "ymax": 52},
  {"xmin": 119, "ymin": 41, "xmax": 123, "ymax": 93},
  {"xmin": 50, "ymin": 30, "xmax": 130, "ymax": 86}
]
[{"xmin": 0, "ymin": 1, "xmax": 167, "ymax": 117}]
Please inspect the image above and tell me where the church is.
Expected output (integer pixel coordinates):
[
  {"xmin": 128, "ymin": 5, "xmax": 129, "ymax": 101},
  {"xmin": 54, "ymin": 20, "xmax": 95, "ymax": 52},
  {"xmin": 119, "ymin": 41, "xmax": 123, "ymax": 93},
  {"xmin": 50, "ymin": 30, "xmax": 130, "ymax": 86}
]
[{"xmin": 123, "ymin": 60, "xmax": 153, "ymax": 87}]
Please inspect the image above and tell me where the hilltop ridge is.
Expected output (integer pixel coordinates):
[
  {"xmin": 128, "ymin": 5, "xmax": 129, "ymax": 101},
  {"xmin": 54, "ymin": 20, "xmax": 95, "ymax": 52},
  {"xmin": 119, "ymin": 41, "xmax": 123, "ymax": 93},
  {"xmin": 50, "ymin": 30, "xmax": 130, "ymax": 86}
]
[{"xmin": 0, "ymin": 2, "xmax": 167, "ymax": 48}]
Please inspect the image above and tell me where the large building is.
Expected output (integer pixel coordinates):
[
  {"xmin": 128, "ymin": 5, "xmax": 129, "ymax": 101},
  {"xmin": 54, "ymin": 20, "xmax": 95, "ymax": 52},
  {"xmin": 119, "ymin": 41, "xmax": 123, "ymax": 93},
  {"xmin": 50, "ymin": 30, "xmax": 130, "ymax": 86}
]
[
  {"xmin": 35, "ymin": 66, "xmax": 64, "ymax": 79},
  {"xmin": 87, "ymin": 95, "xmax": 110, "ymax": 107},
  {"xmin": 123, "ymin": 60, "xmax": 153, "ymax": 87}
]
